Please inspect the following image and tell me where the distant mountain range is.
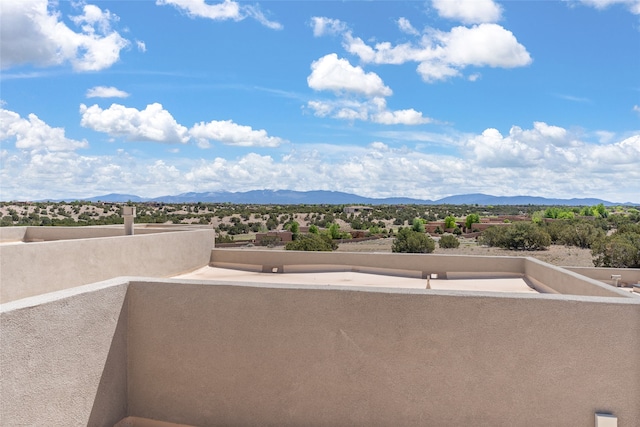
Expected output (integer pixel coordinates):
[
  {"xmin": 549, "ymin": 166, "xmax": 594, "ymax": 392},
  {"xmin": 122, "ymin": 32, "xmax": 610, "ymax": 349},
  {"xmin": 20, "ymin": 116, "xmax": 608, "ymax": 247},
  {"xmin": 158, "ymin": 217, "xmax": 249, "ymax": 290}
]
[{"xmin": 65, "ymin": 190, "xmax": 632, "ymax": 206}]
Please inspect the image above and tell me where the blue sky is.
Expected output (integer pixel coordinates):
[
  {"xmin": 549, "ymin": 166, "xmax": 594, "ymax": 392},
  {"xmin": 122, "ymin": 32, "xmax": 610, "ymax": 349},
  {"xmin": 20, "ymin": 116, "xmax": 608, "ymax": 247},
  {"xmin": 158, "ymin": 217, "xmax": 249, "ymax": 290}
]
[{"xmin": 1, "ymin": 0, "xmax": 639, "ymax": 203}]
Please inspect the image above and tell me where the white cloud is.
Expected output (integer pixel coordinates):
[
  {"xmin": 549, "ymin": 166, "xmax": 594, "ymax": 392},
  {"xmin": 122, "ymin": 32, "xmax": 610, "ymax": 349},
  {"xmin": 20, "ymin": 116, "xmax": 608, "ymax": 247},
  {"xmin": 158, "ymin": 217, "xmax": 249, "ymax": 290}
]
[
  {"xmin": 79, "ymin": 103, "xmax": 190, "ymax": 143},
  {"xmin": 311, "ymin": 17, "xmax": 347, "ymax": 37},
  {"xmin": 575, "ymin": 0, "xmax": 640, "ymax": 14},
  {"xmin": 307, "ymin": 54, "xmax": 392, "ymax": 97},
  {"xmin": 442, "ymin": 25, "xmax": 531, "ymax": 67},
  {"xmin": 136, "ymin": 40, "xmax": 147, "ymax": 52},
  {"xmin": 307, "ymin": 97, "xmax": 433, "ymax": 125},
  {"xmin": 432, "ymin": 0, "xmax": 503, "ymax": 24},
  {"xmin": 633, "ymin": 105, "xmax": 640, "ymax": 116},
  {"xmin": 462, "ymin": 122, "xmax": 640, "ymax": 175},
  {"xmin": 157, "ymin": 0, "xmax": 241, "ymax": 20},
  {"xmin": 0, "ymin": 108, "xmax": 88, "ymax": 152},
  {"xmin": 189, "ymin": 120, "xmax": 286, "ymax": 148},
  {"xmin": 86, "ymin": 86, "xmax": 130, "ymax": 98},
  {"xmin": 372, "ymin": 109, "xmax": 433, "ymax": 125},
  {"xmin": 397, "ymin": 17, "xmax": 420, "ymax": 36},
  {"xmin": 1, "ymin": 125, "xmax": 639, "ymax": 202},
  {"xmin": 242, "ymin": 4, "xmax": 283, "ymax": 30},
  {"xmin": 157, "ymin": 0, "xmax": 282, "ymax": 29},
  {"xmin": 0, "ymin": 0, "xmax": 129, "ymax": 71},
  {"xmin": 343, "ymin": 24, "xmax": 531, "ymax": 83}
]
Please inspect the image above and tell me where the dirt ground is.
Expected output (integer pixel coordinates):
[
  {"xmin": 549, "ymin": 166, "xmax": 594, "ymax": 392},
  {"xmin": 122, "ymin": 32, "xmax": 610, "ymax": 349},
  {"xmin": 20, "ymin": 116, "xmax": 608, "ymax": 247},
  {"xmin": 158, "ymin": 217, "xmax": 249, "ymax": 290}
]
[{"xmin": 335, "ymin": 237, "xmax": 595, "ymax": 267}]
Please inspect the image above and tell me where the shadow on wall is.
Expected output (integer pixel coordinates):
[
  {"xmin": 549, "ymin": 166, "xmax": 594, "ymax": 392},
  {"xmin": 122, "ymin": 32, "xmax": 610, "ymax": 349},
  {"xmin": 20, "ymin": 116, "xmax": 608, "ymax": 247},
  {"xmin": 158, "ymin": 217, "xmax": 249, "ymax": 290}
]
[{"xmin": 87, "ymin": 292, "xmax": 129, "ymax": 426}]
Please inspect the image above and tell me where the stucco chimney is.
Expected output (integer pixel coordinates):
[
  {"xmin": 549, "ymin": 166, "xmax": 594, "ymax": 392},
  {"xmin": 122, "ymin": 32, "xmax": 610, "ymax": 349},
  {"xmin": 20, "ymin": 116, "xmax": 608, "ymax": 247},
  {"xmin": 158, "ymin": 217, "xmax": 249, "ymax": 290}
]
[{"xmin": 123, "ymin": 206, "xmax": 136, "ymax": 235}]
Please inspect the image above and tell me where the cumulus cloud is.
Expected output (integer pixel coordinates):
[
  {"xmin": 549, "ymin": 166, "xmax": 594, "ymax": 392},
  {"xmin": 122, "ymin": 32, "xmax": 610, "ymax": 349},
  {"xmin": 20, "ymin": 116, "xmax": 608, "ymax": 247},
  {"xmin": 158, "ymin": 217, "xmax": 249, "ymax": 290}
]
[
  {"xmin": 634, "ymin": 105, "xmax": 640, "ymax": 116},
  {"xmin": 343, "ymin": 24, "xmax": 531, "ymax": 83},
  {"xmin": 86, "ymin": 86, "xmax": 130, "ymax": 98},
  {"xmin": 0, "ymin": 1, "xmax": 129, "ymax": 71},
  {"xmin": 78, "ymin": 102, "xmax": 288, "ymax": 148},
  {"xmin": 189, "ymin": 120, "xmax": 286, "ymax": 148},
  {"xmin": 310, "ymin": 16, "xmax": 347, "ymax": 37},
  {"xmin": 432, "ymin": 0, "xmax": 503, "ymax": 23},
  {"xmin": 157, "ymin": 0, "xmax": 282, "ymax": 29},
  {"xmin": 307, "ymin": 97, "xmax": 433, "ymax": 125},
  {"xmin": 0, "ymin": 108, "xmax": 88, "ymax": 152},
  {"xmin": 2, "ymin": 123, "xmax": 639, "ymax": 202},
  {"xmin": 462, "ymin": 122, "xmax": 640, "ymax": 175},
  {"xmin": 307, "ymin": 53, "xmax": 392, "ymax": 97},
  {"xmin": 575, "ymin": 0, "xmax": 640, "ymax": 14},
  {"xmin": 80, "ymin": 103, "xmax": 190, "ymax": 143}
]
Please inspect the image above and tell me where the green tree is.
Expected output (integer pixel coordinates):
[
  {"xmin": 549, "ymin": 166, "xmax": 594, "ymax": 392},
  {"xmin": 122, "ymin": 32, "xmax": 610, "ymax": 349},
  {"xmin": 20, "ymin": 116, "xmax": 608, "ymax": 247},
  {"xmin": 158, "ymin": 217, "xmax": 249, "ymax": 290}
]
[
  {"xmin": 465, "ymin": 213, "xmax": 480, "ymax": 230},
  {"xmin": 595, "ymin": 203, "xmax": 609, "ymax": 218},
  {"xmin": 444, "ymin": 216, "xmax": 457, "ymax": 229},
  {"xmin": 392, "ymin": 228, "xmax": 436, "ymax": 253},
  {"xmin": 412, "ymin": 217, "xmax": 425, "ymax": 233}
]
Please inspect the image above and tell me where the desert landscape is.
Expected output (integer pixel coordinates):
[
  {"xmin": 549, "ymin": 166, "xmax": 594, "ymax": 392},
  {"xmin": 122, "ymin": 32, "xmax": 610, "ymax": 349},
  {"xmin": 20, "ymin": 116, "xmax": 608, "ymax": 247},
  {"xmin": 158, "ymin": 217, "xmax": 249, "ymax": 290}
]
[{"xmin": 2, "ymin": 200, "xmax": 637, "ymax": 268}]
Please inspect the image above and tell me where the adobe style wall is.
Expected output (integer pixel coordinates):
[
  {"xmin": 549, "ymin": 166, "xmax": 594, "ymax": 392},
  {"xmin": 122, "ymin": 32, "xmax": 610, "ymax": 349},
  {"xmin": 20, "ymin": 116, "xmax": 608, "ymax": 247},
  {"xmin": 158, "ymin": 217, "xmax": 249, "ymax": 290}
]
[
  {"xmin": 127, "ymin": 280, "xmax": 640, "ymax": 426},
  {"xmin": 564, "ymin": 266, "xmax": 640, "ymax": 287},
  {"xmin": 0, "ymin": 278, "xmax": 130, "ymax": 426},
  {"xmin": 210, "ymin": 249, "xmax": 631, "ymax": 298},
  {"xmin": 0, "ymin": 227, "xmax": 214, "ymax": 303},
  {"xmin": 2, "ymin": 278, "xmax": 638, "ymax": 426}
]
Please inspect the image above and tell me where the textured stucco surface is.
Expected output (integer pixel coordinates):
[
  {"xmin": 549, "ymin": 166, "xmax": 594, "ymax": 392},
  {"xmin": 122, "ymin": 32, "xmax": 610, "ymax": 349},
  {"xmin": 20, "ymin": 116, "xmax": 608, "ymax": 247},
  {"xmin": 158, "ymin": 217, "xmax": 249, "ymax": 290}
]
[
  {"xmin": 1, "ymin": 227, "xmax": 214, "ymax": 303},
  {"xmin": 211, "ymin": 249, "xmax": 631, "ymax": 298},
  {"xmin": 127, "ymin": 280, "xmax": 640, "ymax": 426},
  {"xmin": 0, "ymin": 279, "xmax": 129, "ymax": 426}
]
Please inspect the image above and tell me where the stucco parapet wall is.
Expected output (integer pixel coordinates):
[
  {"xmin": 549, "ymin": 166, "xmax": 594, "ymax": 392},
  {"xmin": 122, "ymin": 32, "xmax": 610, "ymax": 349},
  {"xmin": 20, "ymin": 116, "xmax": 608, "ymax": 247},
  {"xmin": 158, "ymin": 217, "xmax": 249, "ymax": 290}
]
[
  {"xmin": 127, "ymin": 279, "xmax": 640, "ymax": 426},
  {"xmin": 523, "ymin": 257, "xmax": 634, "ymax": 298},
  {"xmin": 210, "ymin": 249, "xmax": 631, "ymax": 298},
  {"xmin": 2, "ymin": 278, "xmax": 639, "ymax": 426},
  {"xmin": 1, "ymin": 226, "xmax": 214, "ymax": 303},
  {"xmin": 211, "ymin": 249, "xmax": 525, "ymax": 276},
  {"xmin": 0, "ymin": 224, "xmax": 211, "ymax": 243},
  {"xmin": 0, "ymin": 276, "xmax": 131, "ymax": 427},
  {"xmin": 564, "ymin": 266, "xmax": 640, "ymax": 287}
]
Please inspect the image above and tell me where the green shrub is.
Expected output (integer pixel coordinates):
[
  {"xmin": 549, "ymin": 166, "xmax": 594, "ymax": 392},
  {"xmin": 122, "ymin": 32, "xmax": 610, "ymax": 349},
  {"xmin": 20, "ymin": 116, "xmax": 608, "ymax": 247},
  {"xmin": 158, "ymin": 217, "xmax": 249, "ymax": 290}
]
[
  {"xmin": 439, "ymin": 234, "xmax": 460, "ymax": 249},
  {"xmin": 591, "ymin": 226, "xmax": 640, "ymax": 268},
  {"xmin": 285, "ymin": 233, "xmax": 336, "ymax": 251},
  {"xmin": 259, "ymin": 235, "xmax": 279, "ymax": 247},
  {"xmin": 478, "ymin": 222, "xmax": 551, "ymax": 251},
  {"xmin": 392, "ymin": 228, "xmax": 435, "ymax": 253}
]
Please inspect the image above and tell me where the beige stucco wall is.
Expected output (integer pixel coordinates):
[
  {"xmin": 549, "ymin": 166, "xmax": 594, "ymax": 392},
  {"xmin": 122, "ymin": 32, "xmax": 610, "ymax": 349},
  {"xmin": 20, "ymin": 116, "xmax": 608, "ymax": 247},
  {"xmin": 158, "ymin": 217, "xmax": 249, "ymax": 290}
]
[
  {"xmin": 565, "ymin": 266, "xmax": 640, "ymax": 286},
  {"xmin": 523, "ymin": 258, "xmax": 633, "ymax": 298},
  {"xmin": 0, "ymin": 227, "xmax": 214, "ymax": 303},
  {"xmin": 2, "ymin": 278, "xmax": 638, "ymax": 426},
  {"xmin": 0, "ymin": 225, "xmax": 27, "ymax": 242},
  {"xmin": 211, "ymin": 249, "xmax": 525, "ymax": 277},
  {"xmin": 0, "ymin": 278, "xmax": 129, "ymax": 426},
  {"xmin": 127, "ymin": 280, "xmax": 640, "ymax": 426},
  {"xmin": 211, "ymin": 249, "xmax": 630, "ymax": 298}
]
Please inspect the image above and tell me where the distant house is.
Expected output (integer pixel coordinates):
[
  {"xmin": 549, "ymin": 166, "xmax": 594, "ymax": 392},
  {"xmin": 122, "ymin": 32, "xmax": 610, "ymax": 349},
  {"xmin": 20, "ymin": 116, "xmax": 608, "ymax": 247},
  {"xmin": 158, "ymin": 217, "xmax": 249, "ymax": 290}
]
[{"xmin": 343, "ymin": 206, "xmax": 373, "ymax": 214}]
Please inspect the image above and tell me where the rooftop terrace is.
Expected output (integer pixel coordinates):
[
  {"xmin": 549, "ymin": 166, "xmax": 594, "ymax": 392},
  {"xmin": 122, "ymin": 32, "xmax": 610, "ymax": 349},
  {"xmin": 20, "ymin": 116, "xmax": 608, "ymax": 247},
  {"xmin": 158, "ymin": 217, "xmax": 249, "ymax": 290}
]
[{"xmin": 1, "ymin": 225, "xmax": 639, "ymax": 426}]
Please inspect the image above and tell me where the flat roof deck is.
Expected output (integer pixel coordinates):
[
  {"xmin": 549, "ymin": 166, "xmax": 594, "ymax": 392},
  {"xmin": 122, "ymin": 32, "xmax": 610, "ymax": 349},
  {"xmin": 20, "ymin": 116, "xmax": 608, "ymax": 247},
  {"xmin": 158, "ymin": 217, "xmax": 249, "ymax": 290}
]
[{"xmin": 174, "ymin": 266, "xmax": 538, "ymax": 293}]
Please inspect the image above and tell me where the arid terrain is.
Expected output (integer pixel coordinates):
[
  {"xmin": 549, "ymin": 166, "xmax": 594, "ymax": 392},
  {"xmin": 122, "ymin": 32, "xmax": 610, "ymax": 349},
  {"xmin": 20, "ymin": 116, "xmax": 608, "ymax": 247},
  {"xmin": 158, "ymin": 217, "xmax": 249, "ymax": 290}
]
[
  {"xmin": 335, "ymin": 237, "xmax": 595, "ymax": 267},
  {"xmin": 238, "ymin": 237, "xmax": 595, "ymax": 267},
  {"xmin": 3, "ymin": 201, "xmax": 633, "ymax": 268}
]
